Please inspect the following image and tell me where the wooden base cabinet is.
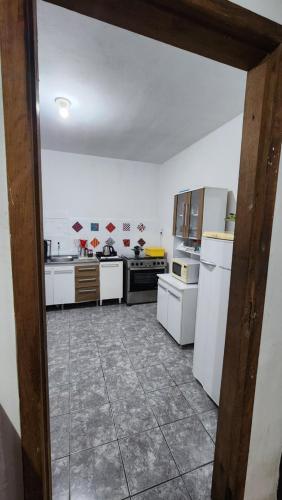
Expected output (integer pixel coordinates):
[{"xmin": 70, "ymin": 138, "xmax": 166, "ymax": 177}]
[
  {"xmin": 157, "ymin": 274, "xmax": 198, "ymax": 345},
  {"xmin": 75, "ymin": 264, "xmax": 99, "ymax": 303},
  {"xmin": 44, "ymin": 263, "xmax": 100, "ymax": 306}
]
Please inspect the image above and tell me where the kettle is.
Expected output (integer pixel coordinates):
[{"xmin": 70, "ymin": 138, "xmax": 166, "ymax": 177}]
[{"xmin": 103, "ymin": 244, "xmax": 115, "ymax": 256}]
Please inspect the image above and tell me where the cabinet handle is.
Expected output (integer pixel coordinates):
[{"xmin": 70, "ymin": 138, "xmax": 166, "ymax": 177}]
[
  {"xmin": 101, "ymin": 263, "xmax": 120, "ymax": 268},
  {"xmin": 77, "ymin": 267, "xmax": 97, "ymax": 271},
  {"xmin": 201, "ymin": 259, "xmax": 216, "ymax": 267},
  {"xmin": 158, "ymin": 283, "xmax": 166, "ymax": 291},
  {"xmin": 54, "ymin": 270, "xmax": 74, "ymax": 275},
  {"xmin": 78, "ymin": 278, "xmax": 97, "ymax": 282},
  {"xmin": 45, "ymin": 271, "xmax": 52, "ymax": 275},
  {"xmin": 78, "ymin": 288, "xmax": 97, "ymax": 293},
  {"xmin": 168, "ymin": 290, "xmax": 181, "ymax": 300}
]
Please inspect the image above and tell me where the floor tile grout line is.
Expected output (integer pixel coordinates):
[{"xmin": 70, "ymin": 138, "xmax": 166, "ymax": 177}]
[
  {"xmin": 128, "ymin": 474, "xmax": 188, "ymax": 499},
  {"xmin": 48, "ymin": 304, "xmax": 215, "ymax": 499}
]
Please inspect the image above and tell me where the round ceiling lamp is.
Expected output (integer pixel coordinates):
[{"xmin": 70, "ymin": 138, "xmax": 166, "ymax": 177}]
[{"xmin": 55, "ymin": 97, "xmax": 71, "ymax": 119}]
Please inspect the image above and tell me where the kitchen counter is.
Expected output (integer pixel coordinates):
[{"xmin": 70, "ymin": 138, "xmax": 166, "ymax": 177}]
[{"xmin": 45, "ymin": 256, "xmax": 99, "ymax": 266}]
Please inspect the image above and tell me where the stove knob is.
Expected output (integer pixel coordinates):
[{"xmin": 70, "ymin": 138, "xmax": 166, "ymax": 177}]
[
  {"xmin": 153, "ymin": 262, "xmax": 156, "ymax": 265},
  {"xmin": 140, "ymin": 262, "xmax": 143, "ymax": 266}
]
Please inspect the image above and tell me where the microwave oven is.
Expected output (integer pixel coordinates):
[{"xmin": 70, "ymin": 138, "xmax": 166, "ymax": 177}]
[{"xmin": 171, "ymin": 258, "xmax": 199, "ymax": 284}]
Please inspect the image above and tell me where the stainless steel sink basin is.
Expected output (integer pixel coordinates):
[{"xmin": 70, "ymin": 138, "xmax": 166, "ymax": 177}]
[{"xmin": 50, "ymin": 255, "xmax": 75, "ymax": 263}]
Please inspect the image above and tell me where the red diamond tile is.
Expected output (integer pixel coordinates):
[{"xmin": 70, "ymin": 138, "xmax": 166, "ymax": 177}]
[
  {"xmin": 138, "ymin": 238, "xmax": 146, "ymax": 247},
  {"xmin": 123, "ymin": 239, "xmax": 130, "ymax": 247},
  {"xmin": 90, "ymin": 238, "xmax": 100, "ymax": 248},
  {"xmin": 72, "ymin": 221, "xmax": 83, "ymax": 232},
  {"xmin": 106, "ymin": 222, "xmax": 116, "ymax": 233}
]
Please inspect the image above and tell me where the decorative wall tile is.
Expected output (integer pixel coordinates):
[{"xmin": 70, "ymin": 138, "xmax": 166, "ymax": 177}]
[
  {"xmin": 105, "ymin": 237, "xmax": 115, "ymax": 246},
  {"xmin": 72, "ymin": 221, "xmax": 83, "ymax": 232},
  {"xmin": 90, "ymin": 238, "xmax": 100, "ymax": 248},
  {"xmin": 123, "ymin": 223, "xmax": 131, "ymax": 232},
  {"xmin": 91, "ymin": 223, "xmax": 99, "ymax": 232},
  {"xmin": 106, "ymin": 222, "xmax": 116, "ymax": 233},
  {"xmin": 137, "ymin": 223, "xmax": 146, "ymax": 232},
  {"xmin": 138, "ymin": 238, "xmax": 146, "ymax": 247},
  {"xmin": 123, "ymin": 239, "xmax": 130, "ymax": 247}
]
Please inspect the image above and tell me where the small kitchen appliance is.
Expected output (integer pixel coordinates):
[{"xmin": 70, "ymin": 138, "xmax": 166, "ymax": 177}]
[
  {"xmin": 171, "ymin": 257, "xmax": 199, "ymax": 284},
  {"xmin": 123, "ymin": 256, "xmax": 168, "ymax": 305},
  {"xmin": 103, "ymin": 244, "xmax": 116, "ymax": 257}
]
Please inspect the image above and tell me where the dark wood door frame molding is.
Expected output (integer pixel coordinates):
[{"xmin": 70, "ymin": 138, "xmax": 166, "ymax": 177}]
[
  {"xmin": 213, "ymin": 44, "xmax": 282, "ymax": 499},
  {"xmin": 44, "ymin": 0, "xmax": 282, "ymax": 70},
  {"xmin": 0, "ymin": 1, "xmax": 51, "ymax": 499},
  {"xmin": 0, "ymin": 0, "xmax": 281, "ymax": 498}
]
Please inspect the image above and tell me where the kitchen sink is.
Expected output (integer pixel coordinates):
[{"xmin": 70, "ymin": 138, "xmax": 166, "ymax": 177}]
[{"xmin": 50, "ymin": 255, "xmax": 76, "ymax": 262}]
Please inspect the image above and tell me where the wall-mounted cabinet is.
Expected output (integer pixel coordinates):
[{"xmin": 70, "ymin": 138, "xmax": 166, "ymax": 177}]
[
  {"xmin": 173, "ymin": 187, "xmax": 227, "ymax": 241},
  {"xmin": 173, "ymin": 191, "xmax": 191, "ymax": 238}
]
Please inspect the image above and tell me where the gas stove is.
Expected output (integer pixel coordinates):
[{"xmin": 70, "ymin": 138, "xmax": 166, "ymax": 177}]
[
  {"xmin": 123, "ymin": 256, "xmax": 167, "ymax": 269},
  {"xmin": 123, "ymin": 256, "xmax": 168, "ymax": 304}
]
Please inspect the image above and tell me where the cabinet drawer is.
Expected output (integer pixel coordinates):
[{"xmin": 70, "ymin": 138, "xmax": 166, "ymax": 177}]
[
  {"xmin": 75, "ymin": 275, "xmax": 99, "ymax": 289},
  {"xmin": 75, "ymin": 265, "xmax": 99, "ymax": 278},
  {"xmin": 75, "ymin": 286, "xmax": 100, "ymax": 303}
]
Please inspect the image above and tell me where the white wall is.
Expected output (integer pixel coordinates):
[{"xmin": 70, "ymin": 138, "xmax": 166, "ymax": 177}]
[
  {"xmin": 244, "ymin": 156, "xmax": 282, "ymax": 500},
  {"xmin": 41, "ymin": 149, "xmax": 161, "ymax": 256},
  {"xmin": 0, "ymin": 60, "xmax": 23, "ymax": 499},
  {"xmin": 158, "ymin": 114, "xmax": 243, "ymax": 261}
]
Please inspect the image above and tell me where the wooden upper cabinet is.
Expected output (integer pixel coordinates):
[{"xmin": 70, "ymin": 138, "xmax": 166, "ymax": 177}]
[
  {"xmin": 188, "ymin": 188, "xmax": 205, "ymax": 240},
  {"xmin": 173, "ymin": 192, "xmax": 191, "ymax": 238}
]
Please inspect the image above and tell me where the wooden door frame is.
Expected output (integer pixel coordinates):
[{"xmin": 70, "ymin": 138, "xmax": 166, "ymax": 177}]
[{"xmin": 0, "ymin": 1, "xmax": 281, "ymax": 498}]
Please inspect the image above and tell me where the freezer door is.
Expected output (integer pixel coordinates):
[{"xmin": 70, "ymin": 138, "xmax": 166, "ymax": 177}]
[
  {"xmin": 193, "ymin": 260, "xmax": 216, "ymax": 388},
  {"xmin": 204, "ymin": 266, "xmax": 231, "ymax": 404},
  {"xmin": 201, "ymin": 236, "xmax": 233, "ymax": 269},
  {"xmin": 193, "ymin": 260, "xmax": 231, "ymax": 404}
]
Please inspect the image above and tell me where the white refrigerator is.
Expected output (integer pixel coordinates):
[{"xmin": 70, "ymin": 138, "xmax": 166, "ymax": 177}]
[{"xmin": 193, "ymin": 236, "xmax": 233, "ymax": 405}]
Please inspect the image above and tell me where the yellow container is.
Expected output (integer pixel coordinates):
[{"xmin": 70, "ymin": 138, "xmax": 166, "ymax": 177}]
[{"xmin": 144, "ymin": 247, "xmax": 165, "ymax": 257}]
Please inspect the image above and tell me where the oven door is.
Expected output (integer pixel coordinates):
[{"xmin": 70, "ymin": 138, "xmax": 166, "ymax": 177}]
[{"xmin": 129, "ymin": 268, "xmax": 166, "ymax": 292}]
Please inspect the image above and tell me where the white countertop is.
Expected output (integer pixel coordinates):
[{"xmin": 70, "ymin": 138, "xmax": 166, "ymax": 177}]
[
  {"xmin": 157, "ymin": 273, "xmax": 198, "ymax": 290},
  {"xmin": 45, "ymin": 256, "xmax": 99, "ymax": 266}
]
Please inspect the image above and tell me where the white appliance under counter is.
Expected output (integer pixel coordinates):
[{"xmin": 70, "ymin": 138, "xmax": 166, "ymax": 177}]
[
  {"xmin": 99, "ymin": 259, "xmax": 123, "ymax": 305},
  {"xmin": 157, "ymin": 273, "xmax": 198, "ymax": 345}
]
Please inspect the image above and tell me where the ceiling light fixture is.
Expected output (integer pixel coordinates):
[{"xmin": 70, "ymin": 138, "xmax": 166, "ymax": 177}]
[{"xmin": 55, "ymin": 97, "xmax": 71, "ymax": 119}]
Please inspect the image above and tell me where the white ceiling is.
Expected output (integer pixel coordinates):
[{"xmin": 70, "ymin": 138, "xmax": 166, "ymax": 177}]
[{"xmin": 37, "ymin": 0, "xmax": 281, "ymax": 164}]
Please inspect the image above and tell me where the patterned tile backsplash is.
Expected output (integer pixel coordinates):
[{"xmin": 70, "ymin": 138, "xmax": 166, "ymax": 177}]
[{"xmin": 44, "ymin": 217, "xmax": 161, "ymax": 257}]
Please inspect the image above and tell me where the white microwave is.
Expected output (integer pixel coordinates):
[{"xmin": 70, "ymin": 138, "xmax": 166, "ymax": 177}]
[{"xmin": 171, "ymin": 258, "xmax": 199, "ymax": 284}]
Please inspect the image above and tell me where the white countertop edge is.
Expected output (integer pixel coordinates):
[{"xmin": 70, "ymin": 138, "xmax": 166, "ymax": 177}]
[{"xmin": 157, "ymin": 273, "xmax": 198, "ymax": 290}]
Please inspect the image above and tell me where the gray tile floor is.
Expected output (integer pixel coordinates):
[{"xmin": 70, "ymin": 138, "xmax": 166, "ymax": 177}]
[{"xmin": 47, "ymin": 303, "xmax": 217, "ymax": 500}]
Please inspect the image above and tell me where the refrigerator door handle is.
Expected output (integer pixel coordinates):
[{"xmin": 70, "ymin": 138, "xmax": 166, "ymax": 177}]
[{"xmin": 200, "ymin": 259, "xmax": 216, "ymax": 267}]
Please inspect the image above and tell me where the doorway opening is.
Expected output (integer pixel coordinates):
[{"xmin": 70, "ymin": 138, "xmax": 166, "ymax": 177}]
[
  {"xmin": 1, "ymin": 0, "xmax": 281, "ymax": 499},
  {"xmin": 38, "ymin": 2, "xmax": 245, "ymax": 498}
]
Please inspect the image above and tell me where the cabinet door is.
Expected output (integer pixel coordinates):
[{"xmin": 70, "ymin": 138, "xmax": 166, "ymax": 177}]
[
  {"xmin": 100, "ymin": 262, "xmax": 123, "ymax": 300},
  {"xmin": 157, "ymin": 281, "xmax": 168, "ymax": 328},
  {"xmin": 45, "ymin": 268, "xmax": 54, "ymax": 306},
  {"xmin": 173, "ymin": 192, "xmax": 191, "ymax": 237},
  {"xmin": 167, "ymin": 288, "xmax": 182, "ymax": 343},
  {"xmin": 188, "ymin": 188, "xmax": 204, "ymax": 239},
  {"xmin": 53, "ymin": 266, "xmax": 75, "ymax": 305}
]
